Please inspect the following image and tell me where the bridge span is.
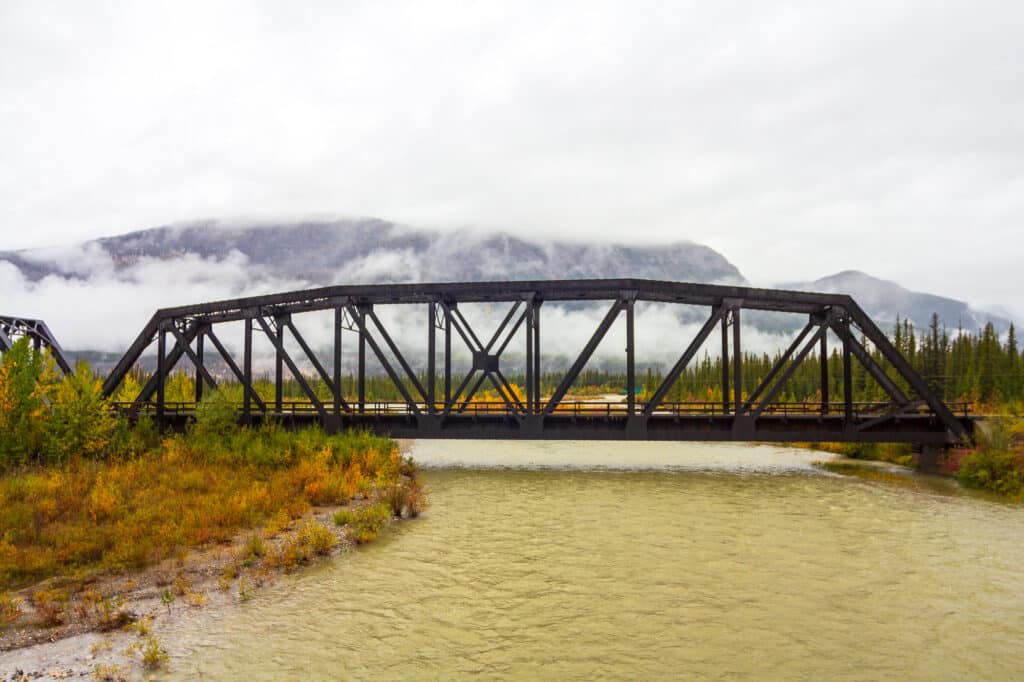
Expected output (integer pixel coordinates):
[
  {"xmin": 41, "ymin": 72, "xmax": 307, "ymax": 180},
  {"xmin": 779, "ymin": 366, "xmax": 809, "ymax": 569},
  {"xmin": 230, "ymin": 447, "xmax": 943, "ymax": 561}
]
[
  {"xmin": 0, "ymin": 315, "xmax": 72, "ymax": 374},
  {"xmin": 100, "ymin": 279, "xmax": 973, "ymax": 445}
]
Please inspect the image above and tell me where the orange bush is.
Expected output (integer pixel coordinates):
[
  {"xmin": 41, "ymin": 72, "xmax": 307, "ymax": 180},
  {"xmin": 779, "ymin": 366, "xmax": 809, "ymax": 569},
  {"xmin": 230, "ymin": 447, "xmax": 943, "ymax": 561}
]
[{"xmin": 0, "ymin": 429, "xmax": 404, "ymax": 590}]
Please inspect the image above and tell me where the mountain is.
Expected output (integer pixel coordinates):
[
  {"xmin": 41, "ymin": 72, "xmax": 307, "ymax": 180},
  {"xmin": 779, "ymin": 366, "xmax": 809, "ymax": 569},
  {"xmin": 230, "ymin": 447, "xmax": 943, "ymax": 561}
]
[
  {"xmin": 0, "ymin": 220, "xmax": 1012, "ymax": 354},
  {"xmin": 779, "ymin": 270, "xmax": 1013, "ymax": 334},
  {"xmin": 0, "ymin": 218, "xmax": 744, "ymax": 286}
]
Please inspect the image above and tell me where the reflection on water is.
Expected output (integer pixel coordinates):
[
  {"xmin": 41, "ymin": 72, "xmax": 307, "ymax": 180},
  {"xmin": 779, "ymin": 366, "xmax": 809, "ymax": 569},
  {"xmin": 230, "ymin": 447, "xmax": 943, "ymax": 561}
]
[{"xmin": 165, "ymin": 442, "xmax": 1024, "ymax": 680}]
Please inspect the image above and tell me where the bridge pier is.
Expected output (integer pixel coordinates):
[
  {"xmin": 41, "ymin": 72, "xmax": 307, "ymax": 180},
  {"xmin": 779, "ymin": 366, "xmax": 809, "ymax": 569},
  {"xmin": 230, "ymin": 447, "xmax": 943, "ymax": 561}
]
[{"xmin": 916, "ymin": 444, "xmax": 946, "ymax": 474}]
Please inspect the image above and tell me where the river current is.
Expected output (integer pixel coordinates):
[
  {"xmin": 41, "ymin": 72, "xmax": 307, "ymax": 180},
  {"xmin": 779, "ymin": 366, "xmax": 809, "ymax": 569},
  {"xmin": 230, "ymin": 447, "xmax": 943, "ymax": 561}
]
[{"xmin": 164, "ymin": 441, "xmax": 1024, "ymax": 680}]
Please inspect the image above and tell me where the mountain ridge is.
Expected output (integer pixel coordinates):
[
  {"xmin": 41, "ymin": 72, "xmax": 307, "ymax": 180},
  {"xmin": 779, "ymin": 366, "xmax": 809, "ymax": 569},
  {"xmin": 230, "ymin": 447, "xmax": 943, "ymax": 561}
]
[
  {"xmin": 0, "ymin": 218, "xmax": 744, "ymax": 286},
  {"xmin": 778, "ymin": 270, "xmax": 1012, "ymax": 334},
  {"xmin": 0, "ymin": 219, "xmax": 1012, "ymax": 343}
]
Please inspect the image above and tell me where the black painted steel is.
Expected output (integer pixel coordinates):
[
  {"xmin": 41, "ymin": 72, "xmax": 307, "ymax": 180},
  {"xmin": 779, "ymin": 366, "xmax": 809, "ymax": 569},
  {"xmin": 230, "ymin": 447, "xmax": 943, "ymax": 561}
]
[
  {"xmin": 101, "ymin": 279, "xmax": 974, "ymax": 444},
  {"xmin": 0, "ymin": 315, "xmax": 73, "ymax": 374}
]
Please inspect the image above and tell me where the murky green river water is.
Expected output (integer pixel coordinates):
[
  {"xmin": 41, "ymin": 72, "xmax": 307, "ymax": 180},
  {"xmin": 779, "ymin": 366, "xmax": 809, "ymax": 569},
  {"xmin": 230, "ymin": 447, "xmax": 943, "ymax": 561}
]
[{"xmin": 164, "ymin": 442, "xmax": 1024, "ymax": 680}]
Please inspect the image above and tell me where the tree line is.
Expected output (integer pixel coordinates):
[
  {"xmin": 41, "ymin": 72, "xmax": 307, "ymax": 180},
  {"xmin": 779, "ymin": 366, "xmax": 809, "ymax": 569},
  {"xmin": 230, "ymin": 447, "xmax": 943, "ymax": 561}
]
[{"xmin": 108, "ymin": 315, "xmax": 1020, "ymax": 413}]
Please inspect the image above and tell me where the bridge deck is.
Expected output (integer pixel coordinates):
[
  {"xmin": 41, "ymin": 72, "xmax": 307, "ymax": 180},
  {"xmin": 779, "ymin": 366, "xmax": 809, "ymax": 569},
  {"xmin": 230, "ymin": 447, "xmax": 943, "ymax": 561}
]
[{"xmin": 119, "ymin": 400, "xmax": 973, "ymax": 444}]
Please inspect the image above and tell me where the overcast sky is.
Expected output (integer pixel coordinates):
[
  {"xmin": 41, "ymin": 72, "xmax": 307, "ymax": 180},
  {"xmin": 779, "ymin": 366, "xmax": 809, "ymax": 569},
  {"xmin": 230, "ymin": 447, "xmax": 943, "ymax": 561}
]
[{"xmin": 1, "ymin": 0, "xmax": 1021, "ymax": 317}]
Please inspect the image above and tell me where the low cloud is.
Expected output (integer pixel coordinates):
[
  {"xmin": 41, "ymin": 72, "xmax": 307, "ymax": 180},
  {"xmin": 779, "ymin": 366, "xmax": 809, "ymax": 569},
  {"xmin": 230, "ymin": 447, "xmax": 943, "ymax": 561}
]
[
  {"xmin": 1, "ymin": 247, "xmax": 308, "ymax": 351},
  {"xmin": 2, "ymin": 249, "xmax": 806, "ymax": 376}
]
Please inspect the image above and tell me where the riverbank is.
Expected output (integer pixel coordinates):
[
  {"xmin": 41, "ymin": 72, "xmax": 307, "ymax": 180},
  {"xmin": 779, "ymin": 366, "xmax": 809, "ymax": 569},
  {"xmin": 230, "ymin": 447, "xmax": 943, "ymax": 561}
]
[
  {"xmin": 0, "ymin": 411, "xmax": 425, "ymax": 679},
  {"xmin": 1, "ymin": 491, "xmax": 415, "ymax": 681}
]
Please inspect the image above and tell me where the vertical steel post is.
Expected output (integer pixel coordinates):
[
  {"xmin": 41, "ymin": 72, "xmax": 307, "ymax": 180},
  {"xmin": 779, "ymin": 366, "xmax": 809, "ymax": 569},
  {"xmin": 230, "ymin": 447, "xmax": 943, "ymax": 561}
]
[
  {"xmin": 444, "ymin": 305, "xmax": 452, "ymax": 408},
  {"xmin": 334, "ymin": 306, "xmax": 343, "ymax": 418},
  {"xmin": 721, "ymin": 310, "xmax": 730, "ymax": 414},
  {"xmin": 428, "ymin": 303, "xmax": 436, "ymax": 412},
  {"xmin": 358, "ymin": 307, "xmax": 366, "ymax": 413},
  {"xmin": 732, "ymin": 307, "xmax": 741, "ymax": 414},
  {"xmin": 626, "ymin": 298, "xmax": 636, "ymax": 416},
  {"xmin": 820, "ymin": 327, "xmax": 829, "ymax": 415},
  {"xmin": 525, "ymin": 302, "xmax": 534, "ymax": 415},
  {"xmin": 243, "ymin": 317, "xmax": 253, "ymax": 422},
  {"xmin": 274, "ymin": 318, "xmax": 284, "ymax": 413},
  {"xmin": 536, "ymin": 303, "xmax": 544, "ymax": 409},
  {"xmin": 156, "ymin": 328, "xmax": 166, "ymax": 423},
  {"xmin": 843, "ymin": 321, "xmax": 853, "ymax": 424},
  {"xmin": 194, "ymin": 327, "xmax": 205, "ymax": 404}
]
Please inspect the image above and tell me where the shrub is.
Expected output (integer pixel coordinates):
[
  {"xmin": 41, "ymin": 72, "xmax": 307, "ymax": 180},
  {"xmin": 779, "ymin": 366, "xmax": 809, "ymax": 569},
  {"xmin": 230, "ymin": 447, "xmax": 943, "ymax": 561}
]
[
  {"xmin": 957, "ymin": 448, "xmax": 1024, "ymax": 496},
  {"xmin": 0, "ymin": 421, "xmax": 412, "ymax": 589},
  {"xmin": 0, "ymin": 591, "xmax": 22, "ymax": 626},
  {"xmin": 957, "ymin": 419, "xmax": 1024, "ymax": 497},
  {"xmin": 298, "ymin": 520, "xmax": 337, "ymax": 556},
  {"xmin": 186, "ymin": 589, "xmax": 208, "ymax": 607},
  {"xmin": 141, "ymin": 634, "xmax": 170, "ymax": 669},
  {"xmin": 0, "ymin": 338, "xmax": 57, "ymax": 468},
  {"xmin": 334, "ymin": 503, "xmax": 392, "ymax": 543},
  {"xmin": 95, "ymin": 593, "xmax": 133, "ymax": 631},
  {"xmin": 189, "ymin": 390, "xmax": 239, "ymax": 450},
  {"xmin": 381, "ymin": 478, "xmax": 429, "ymax": 518},
  {"xmin": 218, "ymin": 566, "xmax": 236, "ymax": 591},
  {"xmin": 32, "ymin": 588, "xmax": 68, "ymax": 625},
  {"xmin": 238, "ymin": 576, "xmax": 255, "ymax": 602},
  {"xmin": 43, "ymin": 361, "xmax": 117, "ymax": 463},
  {"xmin": 267, "ymin": 520, "xmax": 337, "ymax": 571}
]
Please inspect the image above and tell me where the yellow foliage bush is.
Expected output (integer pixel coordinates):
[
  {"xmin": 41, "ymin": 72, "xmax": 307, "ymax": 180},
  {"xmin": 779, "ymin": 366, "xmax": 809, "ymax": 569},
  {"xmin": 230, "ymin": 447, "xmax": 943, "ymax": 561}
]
[{"xmin": 0, "ymin": 428, "xmax": 405, "ymax": 590}]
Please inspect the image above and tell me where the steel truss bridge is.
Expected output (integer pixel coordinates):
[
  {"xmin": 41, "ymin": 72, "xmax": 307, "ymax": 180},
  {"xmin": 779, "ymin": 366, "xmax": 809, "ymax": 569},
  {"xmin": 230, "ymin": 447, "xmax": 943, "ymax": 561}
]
[
  {"xmin": 96, "ymin": 279, "xmax": 971, "ymax": 445},
  {"xmin": 0, "ymin": 315, "xmax": 72, "ymax": 374}
]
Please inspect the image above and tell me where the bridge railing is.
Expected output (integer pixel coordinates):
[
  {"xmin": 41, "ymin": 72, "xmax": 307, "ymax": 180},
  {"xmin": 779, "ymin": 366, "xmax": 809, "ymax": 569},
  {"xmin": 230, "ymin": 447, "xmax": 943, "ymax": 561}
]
[{"xmin": 112, "ymin": 400, "xmax": 971, "ymax": 420}]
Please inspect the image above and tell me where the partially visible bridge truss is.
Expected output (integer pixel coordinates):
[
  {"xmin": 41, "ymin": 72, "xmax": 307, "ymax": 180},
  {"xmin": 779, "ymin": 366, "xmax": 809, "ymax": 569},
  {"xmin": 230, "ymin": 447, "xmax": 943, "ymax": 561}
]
[
  {"xmin": 0, "ymin": 315, "xmax": 72, "ymax": 374},
  {"xmin": 102, "ymin": 279, "xmax": 973, "ymax": 444}
]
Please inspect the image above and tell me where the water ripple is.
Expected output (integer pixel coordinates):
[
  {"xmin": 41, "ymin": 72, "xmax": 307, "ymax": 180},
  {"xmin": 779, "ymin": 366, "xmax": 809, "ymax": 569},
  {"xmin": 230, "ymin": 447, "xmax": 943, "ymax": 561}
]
[{"xmin": 165, "ymin": 442, "xmax": 1024, "ymax": 681}]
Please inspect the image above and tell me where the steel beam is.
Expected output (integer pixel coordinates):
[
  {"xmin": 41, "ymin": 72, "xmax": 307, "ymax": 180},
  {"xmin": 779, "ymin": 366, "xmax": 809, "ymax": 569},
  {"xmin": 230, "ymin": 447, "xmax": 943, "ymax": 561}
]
[
  {"xmin": 544, "ymin": 300, "xmax": 624, "ymax": 416},
  {"xmin": 742, "ymin": 319, "xmax": 815, "ymax": 411},
  {"xmin": 626, "ymin": 297, "xmax": 635, "ymax": 416},
  {"xmin": 643, "ymin": 306, "xmax": 725, "ymax": 417},
  {"xmin": 749, "ymin": 324, "xmax": 827, "ymax": 420},
  {"xmin": 334, "ymin": 306, "xmax": 343, "ymax": 418},
  {"xmin": 345, "ymin": 304, "xmax": 421, "ymax": 415},
  {"xmin": 0, "ymin": 316, "xmax": 73, "ymax": 374},
  {"xmin": 256, "ymin": 316, "xmax": 327, "ymax": 419},
  {"xmin": 732, "ymin": 307, "xmax": 741, "ymax": 414},
  {"xmin": 204, "ymin": 325, "xmax": 264, "ymax": 411},
  {"xmin": 97, "ymin": 278, "xmax": 972, "ymax": 445}
]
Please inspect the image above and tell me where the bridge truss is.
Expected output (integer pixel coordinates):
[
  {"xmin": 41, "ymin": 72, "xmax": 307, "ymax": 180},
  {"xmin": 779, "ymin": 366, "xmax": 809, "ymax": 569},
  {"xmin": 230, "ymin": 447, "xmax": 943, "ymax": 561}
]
[
  {"xmin": 0, "ymin": 315, "xmax": 72, "ymax": 374},
  {"xmin": 102, "ymin": 279, "xmax": 972, "ymax": 444}
]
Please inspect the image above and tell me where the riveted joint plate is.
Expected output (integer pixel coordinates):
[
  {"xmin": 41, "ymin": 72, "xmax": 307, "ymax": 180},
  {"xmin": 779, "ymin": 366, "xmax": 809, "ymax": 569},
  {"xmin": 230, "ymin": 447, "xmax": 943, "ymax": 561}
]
[{"xmin": 473, "ymin": 351, "xmax": 500, "ymax": 372}]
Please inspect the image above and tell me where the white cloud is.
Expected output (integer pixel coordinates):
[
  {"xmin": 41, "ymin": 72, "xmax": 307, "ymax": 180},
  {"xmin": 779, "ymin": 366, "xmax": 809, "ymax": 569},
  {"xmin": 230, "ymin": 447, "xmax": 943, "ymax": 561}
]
[
  {"xmin": 1, "ymin": 0, "xmax": 1021, "ymax": 318},
  {"xmin": 1, "ymin": 246, "xmax": 308, "ymax": 350}
]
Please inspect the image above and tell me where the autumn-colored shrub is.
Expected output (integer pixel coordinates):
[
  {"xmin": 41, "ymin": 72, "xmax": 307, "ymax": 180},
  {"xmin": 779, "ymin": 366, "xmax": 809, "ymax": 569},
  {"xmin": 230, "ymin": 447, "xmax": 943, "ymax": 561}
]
[
  {"xmin": 43, "ymin": 361, "xmax": 117, "ymax": 463},
  {"xmin": 141, "ymin": 634, "xmax": 170, "ymax": 669},
  {"xmin": 267, "ymin": 519, "xmax": 337, "ymax": 571},
  {"xmin": 956, "ymin": 419, "xmax": 1024, "ymax": 497},
  {"xmin": 0, "ymin": 338, "xmax": 57, "ymax": 468},
  {"xmin": 334, "ymin": 503, "xmax": 392, "ymax": 543},
  {"xmin": 0, "ymin": 349, "xmax": 417, "ymax": 589},
  {"xmin": 32, "ymin": 588, "xmax": 68, "ymax": 625},
  {"xmin": 0, "ymin": 591, "xmax": 22, "ymax": 626},
  {"xmin": 0, "ymin": 425, "xmax": 407, "ymax": 589}
]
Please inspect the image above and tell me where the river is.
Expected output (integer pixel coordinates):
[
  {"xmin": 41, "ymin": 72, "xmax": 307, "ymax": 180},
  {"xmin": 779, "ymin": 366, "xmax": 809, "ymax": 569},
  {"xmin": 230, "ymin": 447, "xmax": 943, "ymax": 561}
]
[{"xmin": 163, "ymin": 441, "xmax": 1024, "ymax": 680}]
